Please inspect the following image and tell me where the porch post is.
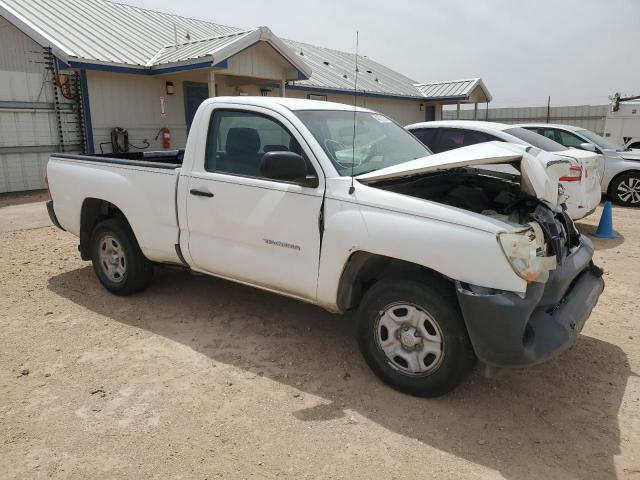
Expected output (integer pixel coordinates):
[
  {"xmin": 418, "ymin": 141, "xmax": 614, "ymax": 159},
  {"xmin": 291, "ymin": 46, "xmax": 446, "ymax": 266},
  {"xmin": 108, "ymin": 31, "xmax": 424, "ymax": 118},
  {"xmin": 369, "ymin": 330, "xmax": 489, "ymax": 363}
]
[
  {"xmin": 456, "ymin": 102, "xmax": 460, "ymax": 119},
  {"xmin": 280, "ymin": 78, "xmax": 286, "ymax": 97},
  {"xmin": 474, "ymin": 102, "xmax": 478, "ymax": 120},
  {"xmin": 208, "ymin": 70, "xmax": 216, "ymax": 97}
]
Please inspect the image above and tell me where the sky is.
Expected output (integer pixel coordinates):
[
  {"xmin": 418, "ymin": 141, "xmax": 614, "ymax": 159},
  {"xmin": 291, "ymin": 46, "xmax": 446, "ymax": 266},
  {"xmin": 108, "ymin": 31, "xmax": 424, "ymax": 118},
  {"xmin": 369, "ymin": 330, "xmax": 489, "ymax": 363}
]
[{"xmin": 125, "ymin": 0, "xmax": 640, "ymax": 108}]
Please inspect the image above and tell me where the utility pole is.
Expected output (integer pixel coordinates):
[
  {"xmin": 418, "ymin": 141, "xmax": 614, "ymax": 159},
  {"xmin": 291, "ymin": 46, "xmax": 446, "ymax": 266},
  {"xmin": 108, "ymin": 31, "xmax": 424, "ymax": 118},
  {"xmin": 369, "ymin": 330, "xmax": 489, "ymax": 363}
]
[{"xmin": 546, "ymin": 96, "xmax": 551, "ymax": 123}]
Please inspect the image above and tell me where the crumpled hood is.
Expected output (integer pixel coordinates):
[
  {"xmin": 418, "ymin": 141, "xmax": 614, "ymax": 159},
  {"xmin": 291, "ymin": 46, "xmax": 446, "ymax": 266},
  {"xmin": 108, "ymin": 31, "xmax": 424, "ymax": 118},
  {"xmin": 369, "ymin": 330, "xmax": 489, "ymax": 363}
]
[{"xmin": 357, "ymin": 141, "xmax": 566, "ymax": 209}]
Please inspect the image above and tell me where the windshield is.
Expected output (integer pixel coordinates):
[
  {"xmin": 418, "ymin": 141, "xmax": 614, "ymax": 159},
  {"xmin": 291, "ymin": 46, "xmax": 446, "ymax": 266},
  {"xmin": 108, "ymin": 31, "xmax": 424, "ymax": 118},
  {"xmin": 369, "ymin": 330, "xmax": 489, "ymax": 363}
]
[
  {"xmin": 294, "ymin": 110, "xmax": 431, "ymax": 176},
  {"xmin": 504, "ymin": 127, "xmax": 566, "ymax": 152},
  {"xmin": 577, "ymin": 129, "xmax": 618, "ymax": 150}
]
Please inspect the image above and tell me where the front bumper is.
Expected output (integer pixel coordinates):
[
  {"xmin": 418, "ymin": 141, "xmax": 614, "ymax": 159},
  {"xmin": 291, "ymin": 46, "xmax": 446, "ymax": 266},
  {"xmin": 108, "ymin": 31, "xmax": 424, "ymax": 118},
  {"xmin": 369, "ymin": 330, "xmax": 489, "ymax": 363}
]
[
  {"xmin": 456, "ymin": 238, "xmax": 604, "ymax": 368},
  {"xmin": 46, "ymin": 200, "xmax": 64, "ymax": 231}
]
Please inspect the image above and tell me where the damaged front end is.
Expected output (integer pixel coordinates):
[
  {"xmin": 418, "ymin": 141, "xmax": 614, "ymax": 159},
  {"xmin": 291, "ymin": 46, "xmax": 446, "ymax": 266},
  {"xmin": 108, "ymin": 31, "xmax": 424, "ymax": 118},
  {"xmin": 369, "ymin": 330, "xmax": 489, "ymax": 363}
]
[
  {"xmin": 357, "ymin": 142, "xmax": 604, "ymax": 370},
  {"xmin": 357, "ymin": 142, "xmax": 582, "ymax": 285}
]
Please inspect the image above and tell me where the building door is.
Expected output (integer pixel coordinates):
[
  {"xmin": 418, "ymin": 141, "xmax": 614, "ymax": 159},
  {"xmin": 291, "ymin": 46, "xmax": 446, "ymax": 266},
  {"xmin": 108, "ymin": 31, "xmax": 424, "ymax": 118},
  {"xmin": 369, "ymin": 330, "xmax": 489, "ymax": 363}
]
[
  {"xmin": 425, "ymin": 105, "xmax": 436, "ymax": 122},
  {"xmin": 183, "ymin": 82, "xmax": 210, "ymax": 131}
]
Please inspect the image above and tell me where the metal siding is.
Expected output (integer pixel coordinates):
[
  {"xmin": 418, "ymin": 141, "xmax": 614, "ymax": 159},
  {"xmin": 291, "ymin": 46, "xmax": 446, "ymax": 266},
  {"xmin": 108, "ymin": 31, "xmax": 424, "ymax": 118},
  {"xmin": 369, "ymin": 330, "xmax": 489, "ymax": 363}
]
[{"xmin": 0, "ymin": 15, "xmax": 78, "ymax": 192}]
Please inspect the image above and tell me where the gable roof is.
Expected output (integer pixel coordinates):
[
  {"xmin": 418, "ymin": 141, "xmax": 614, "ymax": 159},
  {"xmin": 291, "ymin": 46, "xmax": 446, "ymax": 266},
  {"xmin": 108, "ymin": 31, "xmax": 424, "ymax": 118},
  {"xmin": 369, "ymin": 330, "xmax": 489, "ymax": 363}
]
[
  {"xmin": 147, "ymin": 27, "xmax": 312, "ymax": 78},
  {"xmin": 414, "ymin": 78, "xmax": 492, "ymax": 102}
]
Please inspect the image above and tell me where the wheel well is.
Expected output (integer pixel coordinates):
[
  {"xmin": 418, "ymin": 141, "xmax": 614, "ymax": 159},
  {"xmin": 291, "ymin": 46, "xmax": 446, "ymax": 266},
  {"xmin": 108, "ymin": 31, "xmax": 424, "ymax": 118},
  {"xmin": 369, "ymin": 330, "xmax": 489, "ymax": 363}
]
[
  {"xmin": 79, "ymin": 198, "xmax": 130, "ymax": 260},
  {"xmin": 607, "ymin": 169, "xmax": 640, "ymax": 197},
  {"xmin": 336, "ymin": 251, "xmax": 453, "ymax": 312}
]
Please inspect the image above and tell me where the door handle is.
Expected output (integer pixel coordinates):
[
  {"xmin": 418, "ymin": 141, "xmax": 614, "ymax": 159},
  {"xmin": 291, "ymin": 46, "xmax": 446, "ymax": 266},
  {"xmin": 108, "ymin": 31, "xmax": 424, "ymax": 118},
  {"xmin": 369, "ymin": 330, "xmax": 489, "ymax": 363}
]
[{"xmin": 190, "ymin": 189, "xmax": 214, "ymax": 198}]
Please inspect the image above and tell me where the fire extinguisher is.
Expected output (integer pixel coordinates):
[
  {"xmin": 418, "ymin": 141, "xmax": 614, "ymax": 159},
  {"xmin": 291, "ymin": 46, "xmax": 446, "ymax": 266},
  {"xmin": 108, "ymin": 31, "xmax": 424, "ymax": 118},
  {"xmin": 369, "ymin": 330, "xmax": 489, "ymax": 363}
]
[
  {"xmin": 156, "ymin": 127, "xmax": 171, "ymax": 149},
  {"xmin": 161, "ymin": 127, "xmax": 171, "ymax": 149}
]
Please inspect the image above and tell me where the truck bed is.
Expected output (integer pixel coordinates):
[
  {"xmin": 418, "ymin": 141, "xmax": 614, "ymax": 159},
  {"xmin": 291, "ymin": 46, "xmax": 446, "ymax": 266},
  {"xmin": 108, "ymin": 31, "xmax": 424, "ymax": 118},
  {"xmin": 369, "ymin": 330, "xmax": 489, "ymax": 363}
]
[{"xmin": 47, "ymin": 150, "xmax": 182, "ymax": 265}]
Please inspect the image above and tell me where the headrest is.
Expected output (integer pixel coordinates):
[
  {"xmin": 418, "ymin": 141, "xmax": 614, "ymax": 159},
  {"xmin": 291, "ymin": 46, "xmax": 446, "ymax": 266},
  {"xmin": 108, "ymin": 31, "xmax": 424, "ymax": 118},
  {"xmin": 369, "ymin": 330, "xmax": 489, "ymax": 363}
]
[{"xmin": 227, "ymin": 128, "xmax": 260, "ymax": 156}]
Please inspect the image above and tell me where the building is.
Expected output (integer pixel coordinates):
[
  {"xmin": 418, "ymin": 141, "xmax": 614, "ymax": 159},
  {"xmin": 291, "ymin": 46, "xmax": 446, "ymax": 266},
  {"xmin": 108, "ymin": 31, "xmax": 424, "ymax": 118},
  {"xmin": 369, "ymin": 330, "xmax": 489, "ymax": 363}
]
[{"xmin": 0, "ymin": 0, "xmax": 492, "ymax": 193}]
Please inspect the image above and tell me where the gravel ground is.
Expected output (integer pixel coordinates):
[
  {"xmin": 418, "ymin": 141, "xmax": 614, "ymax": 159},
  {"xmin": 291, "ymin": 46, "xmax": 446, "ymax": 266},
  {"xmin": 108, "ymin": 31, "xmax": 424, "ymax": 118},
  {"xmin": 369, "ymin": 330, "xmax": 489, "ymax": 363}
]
[{"xmin": 0, "ymin": 200, "xmax": 638, "ymax": 479}]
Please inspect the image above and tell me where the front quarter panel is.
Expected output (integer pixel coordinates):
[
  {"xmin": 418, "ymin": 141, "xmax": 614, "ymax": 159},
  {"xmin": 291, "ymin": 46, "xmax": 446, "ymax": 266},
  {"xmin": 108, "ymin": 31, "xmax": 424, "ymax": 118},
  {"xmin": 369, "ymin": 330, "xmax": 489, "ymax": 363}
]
[{"xmin": 316, "ymin": 179, "xmax": 527, "ymax": 311}]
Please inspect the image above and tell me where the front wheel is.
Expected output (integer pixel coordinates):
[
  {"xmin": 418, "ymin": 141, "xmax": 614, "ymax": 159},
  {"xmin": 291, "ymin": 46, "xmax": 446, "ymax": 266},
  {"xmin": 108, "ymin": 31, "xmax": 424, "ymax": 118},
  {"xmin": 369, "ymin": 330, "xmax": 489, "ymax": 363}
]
[
  {"xmin": 90, "ymin": 218, "xmax": 153, "ymax": 295},
  {"xmin": 357, "ymin": 278, "xmax": 476, "ymax": 397},
  {"xmin": 610, "ymin": 172, "xmax": 640, "ymax": 206}
]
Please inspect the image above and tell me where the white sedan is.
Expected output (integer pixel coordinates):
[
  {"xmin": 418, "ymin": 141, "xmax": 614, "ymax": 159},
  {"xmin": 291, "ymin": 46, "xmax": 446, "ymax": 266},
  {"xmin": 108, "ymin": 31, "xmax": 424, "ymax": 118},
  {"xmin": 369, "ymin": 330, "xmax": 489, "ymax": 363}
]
[{"xmin": 406, "ymin": 120, "xmax": 604, "ymax": 220}]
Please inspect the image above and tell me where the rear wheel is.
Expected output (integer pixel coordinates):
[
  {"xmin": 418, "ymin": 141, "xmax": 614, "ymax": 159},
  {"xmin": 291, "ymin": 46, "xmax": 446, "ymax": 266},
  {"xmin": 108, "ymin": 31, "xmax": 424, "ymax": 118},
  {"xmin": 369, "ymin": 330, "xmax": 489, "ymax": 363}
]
[
  {"xmin": 357, "ymin": 278, "xmax": 476, "ymax": 397},
  {"xmin": 609, "ymin": 172, "xmax": 640, "ymax": 206},
  {"xmin": 90, "ymin": 218, "xmax": 153, "ymax": 295}
]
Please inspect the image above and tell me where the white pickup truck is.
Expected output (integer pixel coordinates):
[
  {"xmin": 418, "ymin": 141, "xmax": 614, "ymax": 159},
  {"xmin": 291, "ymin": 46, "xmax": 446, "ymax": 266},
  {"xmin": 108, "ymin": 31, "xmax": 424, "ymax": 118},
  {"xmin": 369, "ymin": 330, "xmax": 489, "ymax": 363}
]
[{"xmin": 46, "ymin": 97, "xmax": 604, "ymax": 397}]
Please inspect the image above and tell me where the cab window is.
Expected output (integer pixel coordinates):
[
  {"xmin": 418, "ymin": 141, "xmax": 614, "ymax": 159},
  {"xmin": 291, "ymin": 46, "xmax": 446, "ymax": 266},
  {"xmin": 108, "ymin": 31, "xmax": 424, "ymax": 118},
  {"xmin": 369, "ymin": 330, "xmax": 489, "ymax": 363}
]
[{"xmin": 205, "ymin": 110, "xmax": 308, "ymax": 178}]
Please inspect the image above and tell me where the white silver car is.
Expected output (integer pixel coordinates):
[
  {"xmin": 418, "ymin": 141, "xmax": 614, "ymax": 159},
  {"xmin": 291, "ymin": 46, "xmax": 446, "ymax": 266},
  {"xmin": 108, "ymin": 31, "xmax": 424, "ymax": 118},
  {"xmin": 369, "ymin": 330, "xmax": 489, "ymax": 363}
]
[
  {"xmin": 519, "ymin": 124, "xmax": 640, "ymax": 207},
  {"xmin": 406, "ymin": 121, "xmax": 603, "ymax": 220}
]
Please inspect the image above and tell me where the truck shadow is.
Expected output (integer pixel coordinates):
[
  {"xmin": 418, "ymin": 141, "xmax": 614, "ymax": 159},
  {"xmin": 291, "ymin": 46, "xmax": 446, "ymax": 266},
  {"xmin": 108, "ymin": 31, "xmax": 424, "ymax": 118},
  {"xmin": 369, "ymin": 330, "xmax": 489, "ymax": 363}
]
[{"xmin": 48, "ymin": 266, "xmax": 630, "ymax": 480}]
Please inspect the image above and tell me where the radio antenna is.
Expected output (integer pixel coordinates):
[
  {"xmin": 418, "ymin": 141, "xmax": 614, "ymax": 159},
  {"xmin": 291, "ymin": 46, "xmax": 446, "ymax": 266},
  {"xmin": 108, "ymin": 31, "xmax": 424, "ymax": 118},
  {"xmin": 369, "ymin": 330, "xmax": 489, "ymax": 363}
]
[{"xmin": 349, "ymin": 31, "xmax": 359, "ymax": 195}]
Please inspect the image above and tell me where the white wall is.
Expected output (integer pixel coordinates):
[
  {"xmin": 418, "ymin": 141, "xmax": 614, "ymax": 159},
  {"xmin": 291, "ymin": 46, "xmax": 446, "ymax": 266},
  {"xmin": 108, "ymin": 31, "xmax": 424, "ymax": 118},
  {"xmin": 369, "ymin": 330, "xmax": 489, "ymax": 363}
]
[{"xmin": 87, "ymin": 70, "xmax": 191, "ymax": 153}]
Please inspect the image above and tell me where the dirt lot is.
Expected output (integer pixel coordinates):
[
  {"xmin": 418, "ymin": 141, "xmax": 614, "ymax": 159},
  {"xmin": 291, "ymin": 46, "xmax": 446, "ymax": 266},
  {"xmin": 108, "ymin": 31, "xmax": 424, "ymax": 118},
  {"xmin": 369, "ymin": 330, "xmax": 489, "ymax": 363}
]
[{"xmin": 1, "ymin": 200, "xmax": 639, "ymax": 480}]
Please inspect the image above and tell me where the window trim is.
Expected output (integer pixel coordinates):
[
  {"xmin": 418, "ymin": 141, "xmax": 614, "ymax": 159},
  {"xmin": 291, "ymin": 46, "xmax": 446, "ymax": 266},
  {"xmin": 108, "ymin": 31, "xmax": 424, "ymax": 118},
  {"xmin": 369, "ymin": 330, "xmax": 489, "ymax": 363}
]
[{"xmin": 204, "ymin": 108, "xmax": 318, "ymax": 185}]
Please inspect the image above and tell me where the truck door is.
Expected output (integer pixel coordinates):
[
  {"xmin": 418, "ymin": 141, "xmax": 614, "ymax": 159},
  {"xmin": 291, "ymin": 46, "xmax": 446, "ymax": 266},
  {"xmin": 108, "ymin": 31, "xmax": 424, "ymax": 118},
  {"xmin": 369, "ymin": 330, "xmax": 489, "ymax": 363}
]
[{"xmin": 184, "ymin": 106, "xmax": 325, "ymax": 301}]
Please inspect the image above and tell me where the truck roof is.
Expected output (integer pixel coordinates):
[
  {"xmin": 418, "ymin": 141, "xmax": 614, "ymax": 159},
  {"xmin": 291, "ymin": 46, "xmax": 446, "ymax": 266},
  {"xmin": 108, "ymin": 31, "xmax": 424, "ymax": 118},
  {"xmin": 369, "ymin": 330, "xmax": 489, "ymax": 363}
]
[{"xmin": 204, "ymin": 96, "xmax": 374, "ymax": 113}]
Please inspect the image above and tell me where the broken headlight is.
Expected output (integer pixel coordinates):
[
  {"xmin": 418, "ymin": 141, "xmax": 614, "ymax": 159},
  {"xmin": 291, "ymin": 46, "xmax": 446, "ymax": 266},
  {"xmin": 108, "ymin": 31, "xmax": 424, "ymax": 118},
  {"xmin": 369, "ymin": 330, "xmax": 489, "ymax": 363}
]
[{"xmin": 497, "ymin": 222, "xmax": 557, "ymax": 283}]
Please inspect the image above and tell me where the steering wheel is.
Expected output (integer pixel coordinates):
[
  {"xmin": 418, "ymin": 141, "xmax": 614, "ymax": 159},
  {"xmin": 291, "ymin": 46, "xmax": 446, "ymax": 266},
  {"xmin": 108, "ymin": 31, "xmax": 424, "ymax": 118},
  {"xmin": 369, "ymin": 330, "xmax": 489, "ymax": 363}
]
[{"xmin": 324, "ymin": 139, "xmax": 354, "ymax": 168}]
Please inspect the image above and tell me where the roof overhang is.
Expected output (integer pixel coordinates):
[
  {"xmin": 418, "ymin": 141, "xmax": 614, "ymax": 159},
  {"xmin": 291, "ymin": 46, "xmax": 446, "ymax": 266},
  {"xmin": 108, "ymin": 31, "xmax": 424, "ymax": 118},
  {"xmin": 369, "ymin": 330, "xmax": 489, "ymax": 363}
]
[
  {"xmin": 414, "ymin": 78, "xmax": 493, "ymax": 103},
  {"xmin": 0, "ymin": 0, "xmax": 72, "ymax": 61}
]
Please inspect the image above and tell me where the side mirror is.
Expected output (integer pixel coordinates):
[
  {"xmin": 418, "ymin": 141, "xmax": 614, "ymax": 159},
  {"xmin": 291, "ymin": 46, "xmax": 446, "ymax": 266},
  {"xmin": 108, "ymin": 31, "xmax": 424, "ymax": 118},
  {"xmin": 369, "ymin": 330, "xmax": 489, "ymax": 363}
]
[
  {"xmin": 260, "ymin": 151, "xmax": 318, "ymax": 187},
  {"xmin": 580, "ymin": 142, "xmax": 598, "ymax": 153}
]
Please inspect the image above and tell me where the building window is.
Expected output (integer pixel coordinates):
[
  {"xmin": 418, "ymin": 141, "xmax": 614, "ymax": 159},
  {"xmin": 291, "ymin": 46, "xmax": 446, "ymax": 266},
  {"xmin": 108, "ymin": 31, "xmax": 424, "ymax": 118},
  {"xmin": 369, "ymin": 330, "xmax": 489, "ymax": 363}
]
[{"xmin": 308, "ymin": 94, "xmax": 327, "ymax": 101}]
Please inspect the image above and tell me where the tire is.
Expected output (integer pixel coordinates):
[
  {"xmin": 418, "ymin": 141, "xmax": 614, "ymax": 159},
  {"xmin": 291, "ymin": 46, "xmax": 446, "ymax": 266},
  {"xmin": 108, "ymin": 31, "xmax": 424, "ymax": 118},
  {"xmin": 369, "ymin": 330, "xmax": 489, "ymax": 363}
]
[
  {"xmin": 357, "ymin": 278, "xmax": 476, "ymax": 397},
  {"xmin": 90, "ymin": 217, "xmax": 153, "ymax": 295},
  {"xmin": 609, "ymin": 172, "xmax": 640, "ymax": 207}
]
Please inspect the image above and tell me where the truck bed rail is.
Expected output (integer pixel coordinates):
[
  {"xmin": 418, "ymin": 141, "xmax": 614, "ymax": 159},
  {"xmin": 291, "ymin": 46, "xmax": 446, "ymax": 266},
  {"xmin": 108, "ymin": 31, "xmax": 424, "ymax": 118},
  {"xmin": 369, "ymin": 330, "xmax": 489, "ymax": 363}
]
[{"xmin": 50, "ymin": 152, "xmax": 182, "ymax": 170}]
